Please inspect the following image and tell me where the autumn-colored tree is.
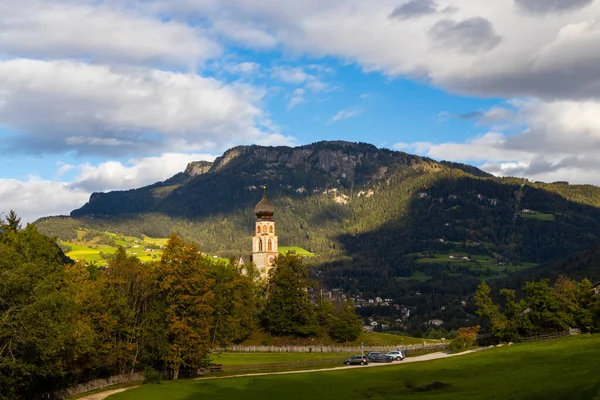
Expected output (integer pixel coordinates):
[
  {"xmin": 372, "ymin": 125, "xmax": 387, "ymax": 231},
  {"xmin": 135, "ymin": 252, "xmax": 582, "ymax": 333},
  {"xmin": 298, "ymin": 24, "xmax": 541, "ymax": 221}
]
[
  {"xmin": 449, "ymin": 326, "xmax": 480, "ymax": 352},
  {"xmin": 157, "ymin": 234, "xmax": 214, "ymax": 379}
]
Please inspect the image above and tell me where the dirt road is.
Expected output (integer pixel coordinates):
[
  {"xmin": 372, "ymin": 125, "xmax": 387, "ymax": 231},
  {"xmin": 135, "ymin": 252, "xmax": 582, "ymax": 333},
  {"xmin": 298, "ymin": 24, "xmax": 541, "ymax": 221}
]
[{"xmin": 75, "ymin": 387, "xmax": 139, "ymax": 400}]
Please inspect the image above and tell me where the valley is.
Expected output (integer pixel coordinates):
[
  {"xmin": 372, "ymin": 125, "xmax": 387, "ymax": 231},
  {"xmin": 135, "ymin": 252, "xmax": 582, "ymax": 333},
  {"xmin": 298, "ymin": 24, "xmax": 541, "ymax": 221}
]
[{"xmin": 34, "ymin": 141, "xmax": 600, "ymax": 332}]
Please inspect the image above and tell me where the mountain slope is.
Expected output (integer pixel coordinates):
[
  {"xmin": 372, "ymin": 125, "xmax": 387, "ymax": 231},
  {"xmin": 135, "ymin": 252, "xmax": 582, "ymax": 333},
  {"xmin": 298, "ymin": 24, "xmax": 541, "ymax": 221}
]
[{"xmin": 35, "ymin": 141, "xmax": 600, "ymax": 329}]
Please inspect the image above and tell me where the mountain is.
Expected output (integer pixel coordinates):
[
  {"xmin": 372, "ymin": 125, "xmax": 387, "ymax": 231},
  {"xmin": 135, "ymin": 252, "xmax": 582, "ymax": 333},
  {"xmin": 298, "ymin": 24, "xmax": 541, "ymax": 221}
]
[{"xmin": 35, "ymin": 141, "xmax": 600, "ymax": 330}]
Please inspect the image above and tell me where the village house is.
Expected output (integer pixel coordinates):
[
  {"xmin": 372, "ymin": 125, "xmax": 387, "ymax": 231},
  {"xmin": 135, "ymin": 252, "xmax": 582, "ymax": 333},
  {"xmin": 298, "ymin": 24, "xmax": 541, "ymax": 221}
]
[{"xmin": 428, "ymin": 319, "xmax": 444, "ymax": 327}]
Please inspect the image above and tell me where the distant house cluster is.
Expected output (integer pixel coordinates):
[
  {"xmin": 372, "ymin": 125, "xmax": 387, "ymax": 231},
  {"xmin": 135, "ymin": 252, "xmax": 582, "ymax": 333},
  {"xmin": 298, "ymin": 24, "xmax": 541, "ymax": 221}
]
[
  {"xmin": 449, "ymin": 254, "xmax": 471, "ymax": 261},
  {"xmin": 354, "ymin": 296, "xmax": 394, "ymax": 308}
]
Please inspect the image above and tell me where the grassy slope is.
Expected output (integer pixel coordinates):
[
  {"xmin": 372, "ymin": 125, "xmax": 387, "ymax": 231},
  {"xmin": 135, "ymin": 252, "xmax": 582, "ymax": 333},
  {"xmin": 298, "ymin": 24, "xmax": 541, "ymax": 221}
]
[
  {"xmin": 110, "ymin": 336, "xmax": 600, "ymax": 400},
  {"xmin": 279, "ymin": 246, "xmax": 314, "ymax": 256}
]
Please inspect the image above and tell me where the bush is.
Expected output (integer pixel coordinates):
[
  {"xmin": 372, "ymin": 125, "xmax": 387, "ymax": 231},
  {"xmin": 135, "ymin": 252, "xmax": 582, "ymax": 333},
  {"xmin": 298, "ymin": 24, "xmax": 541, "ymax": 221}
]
[
  {"xmin": 143, "ymin": 367, "xmax": 162, "ymax": 384},
  {"xmin": 449, "ymin": 325, "xmax": 480, "ymax": 352}
]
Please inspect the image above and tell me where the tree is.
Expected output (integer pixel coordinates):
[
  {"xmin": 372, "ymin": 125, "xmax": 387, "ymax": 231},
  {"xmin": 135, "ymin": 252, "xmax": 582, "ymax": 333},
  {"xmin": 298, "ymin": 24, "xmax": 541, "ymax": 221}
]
[
  {"xmin": 330, "ymin": 300, "xmax": 362, "ymax": 343},
  {"xmin": 156, "ymin": 234, "xmax": 214, "ymax": 379},
  {"xmin": 263, "ymin": 253, "xmax": 317, "ymax": 337},
  {"xmin": 0, "ymin": 224, "xmax": 78, "ymax": 398},
  {"xmin": 524, "ymin": 280, "xmax": 569, "ymax": 335},
  {"xmin": 449, "ymin": 326, "xmax": 480, "ymax": 352},
  {"xmin": 474, "ymin": 282, "xmax": 508, "ymax": 341},
  {"xmin": 208, "ymin": 260, "xmax": 256, "ymax": 346},
  {"xmin": 5, "ymin": 210, "xmax": 21, "ymax": 231}
]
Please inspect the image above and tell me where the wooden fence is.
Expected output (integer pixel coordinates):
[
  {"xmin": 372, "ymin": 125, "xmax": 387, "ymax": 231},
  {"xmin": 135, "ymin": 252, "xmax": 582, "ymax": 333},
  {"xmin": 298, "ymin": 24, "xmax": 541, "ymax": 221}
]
[
  {"xmin": 520, "ymin": 331, "xmax": 570, "ymax": 342},
  {"xmin": 224, "ymin": 343, "xmax": 448, "ymax": 353}
]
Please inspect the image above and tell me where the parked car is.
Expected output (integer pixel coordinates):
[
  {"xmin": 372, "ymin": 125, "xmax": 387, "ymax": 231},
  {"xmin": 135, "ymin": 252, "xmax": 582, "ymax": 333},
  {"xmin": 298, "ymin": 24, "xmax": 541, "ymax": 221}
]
[
  {"xmin": 386, "ymin": 351, "xmax": 405, "ymax": 361},
  {"xmin": 365, "ymin": 352, "xmax": 393, "ymax": 363},
  {"xmin": 344, "ymin": 355, "xmax": 369, "ymax": 365}
]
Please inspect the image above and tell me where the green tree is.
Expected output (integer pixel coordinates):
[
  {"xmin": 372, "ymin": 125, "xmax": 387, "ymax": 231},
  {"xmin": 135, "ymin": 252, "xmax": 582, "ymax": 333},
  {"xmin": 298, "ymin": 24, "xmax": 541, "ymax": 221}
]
[
  {"xmin": 263, "ymin": 253, "xmax": 317, "ymax": 337},
  {"xmin": 208, "ymin": 260, "xmax": 256, "ymax": 346},
  {"xmin": 156, "ymin": 234, "xmax": 214, "ymax": 379},
  {"xmin": 524, "ymin": 280, "xmax": 569, "ymax": 335},
  {"xmin": 5, "ymin": 210, "xmax": 21, "ymax": 231},
  {"xmin": 474, "ymin": 282, "xmax": 508, "ymax": 341},
  {"xmin": 329, "ymin": 300, "xmax": 362, "ymax": 343},
  {"xmin": 0, "ymin": 223, "xmax": 78, "ymax": 399}
]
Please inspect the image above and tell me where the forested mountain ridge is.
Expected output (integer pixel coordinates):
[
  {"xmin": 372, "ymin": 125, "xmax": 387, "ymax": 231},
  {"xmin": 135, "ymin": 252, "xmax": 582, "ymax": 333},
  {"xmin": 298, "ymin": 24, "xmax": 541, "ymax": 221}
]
[{"xmin": 35, "ymin": 141, "xmax": 600, "ymax": 329}]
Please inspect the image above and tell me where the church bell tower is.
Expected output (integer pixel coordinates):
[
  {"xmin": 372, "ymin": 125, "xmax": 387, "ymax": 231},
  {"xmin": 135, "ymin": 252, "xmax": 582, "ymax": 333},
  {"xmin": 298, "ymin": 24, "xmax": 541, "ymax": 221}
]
[{"xmin": 252, "ymin": 189, "xmax": 278, "ymax": 279}]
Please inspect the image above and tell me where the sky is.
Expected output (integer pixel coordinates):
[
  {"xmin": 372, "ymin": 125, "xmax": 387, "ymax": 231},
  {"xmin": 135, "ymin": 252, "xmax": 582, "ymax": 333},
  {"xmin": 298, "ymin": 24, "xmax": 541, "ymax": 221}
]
[{"xmin": 2, "ymin": 0, "xmax": 600, "ymax": 222}]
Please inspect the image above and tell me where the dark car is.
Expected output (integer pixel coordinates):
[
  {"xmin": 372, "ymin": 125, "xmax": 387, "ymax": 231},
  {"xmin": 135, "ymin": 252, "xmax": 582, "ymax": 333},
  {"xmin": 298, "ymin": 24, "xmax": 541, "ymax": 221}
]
[
  {"xmin": 365, "ymin": 352, "xmax": 393, "ymax": 363},
  {"xmin": 344, "ymin": 355, "xmax": 369, "ymax": 365}
]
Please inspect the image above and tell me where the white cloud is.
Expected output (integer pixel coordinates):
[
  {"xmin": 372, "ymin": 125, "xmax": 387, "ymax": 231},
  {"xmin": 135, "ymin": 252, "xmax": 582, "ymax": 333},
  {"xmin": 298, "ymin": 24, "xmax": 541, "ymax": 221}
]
[
  {"xmin": 0, "ymin": 177, "xmax": 90, "ymax": 224},
  {"xmin": 152, "ymin": 0, "xmax": 600, "ymax": 101},
  {"xmin": 0, "ymin": 59, "xmax": 288, "ymax": 155},
  {"xmin": 395, "ymin": 99, "xmax": 600, "ymax": 184},
  {"xmin": 270, "ymin": 66, "xmax": 311, "ymax": 84},
  {"xmin": 224, "ymin": 62, "xmax": 261, "ymax": 75},
  {"xmin": 288, "ymin": 88, "xmax": 306, "ymax": 109},
  {"xmin": 0, "ymin": 0, "xmax": 220, "ymax": 68},
  {"xmin": 0, "ymin": 152, "xmax": 218, "ymax": 223},
  {"xmin": 71, "ymin": 152, "xmax": 217, "ymax": 192},
  {"xmin": 331, "ymin": 108, "xmax": 363, "ymax": 122}
]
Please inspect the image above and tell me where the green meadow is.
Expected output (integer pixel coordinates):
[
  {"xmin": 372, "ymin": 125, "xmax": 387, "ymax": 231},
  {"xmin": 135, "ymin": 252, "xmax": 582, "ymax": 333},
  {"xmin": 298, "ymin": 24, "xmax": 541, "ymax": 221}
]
[
  {"xmin": 520, "ymin": 212, "xmax": 556, "ymax": 222},
  {"xmin": 279, "ymin": 246, "xmax": 314, "ymax": 256},
  {"xmin": 110, "ymin": 336, "xmax": 600, "ymax": 400}
]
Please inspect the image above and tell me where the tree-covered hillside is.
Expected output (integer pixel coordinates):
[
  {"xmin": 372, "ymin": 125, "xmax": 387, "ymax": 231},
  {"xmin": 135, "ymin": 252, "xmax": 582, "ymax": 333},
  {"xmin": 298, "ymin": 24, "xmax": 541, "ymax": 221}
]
[{"xmin": 35, "ymin": 141, "xmax": 600, "ymax": 328}]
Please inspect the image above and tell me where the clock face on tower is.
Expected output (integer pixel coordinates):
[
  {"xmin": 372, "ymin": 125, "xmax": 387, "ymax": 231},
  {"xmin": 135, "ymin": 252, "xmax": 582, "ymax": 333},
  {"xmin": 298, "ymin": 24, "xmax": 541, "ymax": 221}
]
[{"xmin": 268, "ymin": 255, "xmax": 275, "ymax": 264}]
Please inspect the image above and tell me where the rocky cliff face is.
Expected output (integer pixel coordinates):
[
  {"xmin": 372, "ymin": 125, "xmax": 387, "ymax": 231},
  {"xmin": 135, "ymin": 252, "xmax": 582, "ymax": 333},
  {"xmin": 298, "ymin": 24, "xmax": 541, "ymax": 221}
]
[
  {"xmin": 70, "ymin": 141, "xmax": 482, "ymax": 218},
  {"xmin": 184, "ymin": 161, "xmax": 213, "ymax": 179}
]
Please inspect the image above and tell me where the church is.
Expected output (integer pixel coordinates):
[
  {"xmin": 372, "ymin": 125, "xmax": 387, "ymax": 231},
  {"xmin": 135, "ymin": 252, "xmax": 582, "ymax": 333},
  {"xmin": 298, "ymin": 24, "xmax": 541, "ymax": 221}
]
[{"xmin": 251, "ymin": 191, "xmax": 278, "ymax": 279}]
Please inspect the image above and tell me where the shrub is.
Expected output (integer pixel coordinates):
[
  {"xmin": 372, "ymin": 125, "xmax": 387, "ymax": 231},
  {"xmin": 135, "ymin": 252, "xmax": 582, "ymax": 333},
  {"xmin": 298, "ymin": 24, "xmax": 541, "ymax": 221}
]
[
  {"xmin": 143, "ymin": 367, "xmax": 162, "ymax": 384},
  {"xmin": 449, "ymin": 325, "xmax": 480, "ymax": 352}
]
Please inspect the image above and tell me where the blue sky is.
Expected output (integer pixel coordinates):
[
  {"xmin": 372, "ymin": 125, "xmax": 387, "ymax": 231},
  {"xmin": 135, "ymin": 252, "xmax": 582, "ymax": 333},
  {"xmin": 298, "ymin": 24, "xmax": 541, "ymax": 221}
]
[{"xmin": 2, "ymin": 0, "xmax": 600, "ymax": 222}]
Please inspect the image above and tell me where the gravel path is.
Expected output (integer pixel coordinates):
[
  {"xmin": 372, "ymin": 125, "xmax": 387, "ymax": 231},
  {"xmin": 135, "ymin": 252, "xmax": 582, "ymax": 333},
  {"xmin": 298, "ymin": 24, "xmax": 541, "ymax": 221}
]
[{"xmin": 75, "ymin": 387, "xmax": 139, "ymax": 400}]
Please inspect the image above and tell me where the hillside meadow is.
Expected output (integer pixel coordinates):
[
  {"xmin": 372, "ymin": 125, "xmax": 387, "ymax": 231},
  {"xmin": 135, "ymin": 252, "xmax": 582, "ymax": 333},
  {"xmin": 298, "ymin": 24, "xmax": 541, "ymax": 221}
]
[{"xmin": 109, "ymin": 335, "xmax": 600, "ymax": 400}]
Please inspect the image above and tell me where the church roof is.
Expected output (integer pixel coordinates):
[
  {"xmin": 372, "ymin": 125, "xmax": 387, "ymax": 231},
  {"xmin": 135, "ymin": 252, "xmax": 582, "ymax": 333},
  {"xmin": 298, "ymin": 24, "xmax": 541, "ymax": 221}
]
[{"xmin": 254, "ymin": 193, "xmax": 274, "ymax": 219}]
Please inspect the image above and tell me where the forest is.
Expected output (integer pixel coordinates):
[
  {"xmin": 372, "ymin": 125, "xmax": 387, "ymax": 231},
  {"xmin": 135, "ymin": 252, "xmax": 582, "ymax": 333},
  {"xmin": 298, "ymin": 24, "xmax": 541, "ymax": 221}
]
[{"xmin": 0, "ymin": 212, "xmax": 361, "ymax": 400}]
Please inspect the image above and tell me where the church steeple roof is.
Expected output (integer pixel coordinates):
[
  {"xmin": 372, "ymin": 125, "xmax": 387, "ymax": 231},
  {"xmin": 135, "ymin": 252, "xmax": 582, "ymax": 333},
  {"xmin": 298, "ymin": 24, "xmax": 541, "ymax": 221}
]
[{"xmin": 254, "ymin": 188, "xmax": 274, "ymax": 219}]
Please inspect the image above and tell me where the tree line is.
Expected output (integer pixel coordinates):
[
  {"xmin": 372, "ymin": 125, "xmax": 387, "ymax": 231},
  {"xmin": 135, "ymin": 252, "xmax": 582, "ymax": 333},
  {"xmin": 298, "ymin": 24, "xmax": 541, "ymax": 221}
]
[
  {"xmin": 0, "ymin": 212, "xmax": 361, "ymax": 400},
  {"xmin": 475, "ymin": 278, "xmax": 600, "ymax": 342}
]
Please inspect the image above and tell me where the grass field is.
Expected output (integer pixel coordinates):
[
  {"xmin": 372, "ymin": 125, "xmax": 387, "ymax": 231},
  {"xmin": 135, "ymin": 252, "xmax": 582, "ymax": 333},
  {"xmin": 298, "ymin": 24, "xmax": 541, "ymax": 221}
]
[
  {"xmin": 520, "ymin": 212, "xmax": 556, "ymax": 221},
  {"xmin": 279, "ymin": 246, "xmax": 314, "ymax": 256},
  {"xmin": 412, "ymin": 251, "xmax": 538, "ymax": 280},
  {"xmin": 61, "ymin": 229, "xmax": 166, "ymax": 265},
  {"xmin": 110, "ymin": 335, "xmax": 600, "ymax": 400}
]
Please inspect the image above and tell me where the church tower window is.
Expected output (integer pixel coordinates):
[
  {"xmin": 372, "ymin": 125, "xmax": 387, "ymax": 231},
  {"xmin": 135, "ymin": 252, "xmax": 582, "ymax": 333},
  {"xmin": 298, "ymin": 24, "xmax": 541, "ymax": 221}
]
[{"xmin": 268, "ymin": 239, "xmax": 272, "ymax": 251}]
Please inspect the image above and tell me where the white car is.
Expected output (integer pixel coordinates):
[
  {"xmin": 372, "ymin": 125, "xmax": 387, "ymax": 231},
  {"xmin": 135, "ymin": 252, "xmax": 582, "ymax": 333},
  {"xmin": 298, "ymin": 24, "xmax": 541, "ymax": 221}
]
[{"xmin": 386, "ymin": 351, "xmax": 405, "ymax": 361}]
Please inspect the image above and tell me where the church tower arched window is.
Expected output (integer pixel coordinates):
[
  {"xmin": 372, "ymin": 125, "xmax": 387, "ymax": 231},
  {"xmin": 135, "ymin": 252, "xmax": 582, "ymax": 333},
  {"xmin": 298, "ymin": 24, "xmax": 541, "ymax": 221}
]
[
  {"xmin": 256, "ymin": 226, "xmax": 260, "ymax": 234},
  {"xmin": 269, "ymin": 225, "xmax": 274, "ymax": 233},
  {"xmin": 268, "ymin": 239, "xmax": 272, "ymax": 251},
  {"xmin": 258, "ymin": 239, "xmax": 263, "ymax": 251}
]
